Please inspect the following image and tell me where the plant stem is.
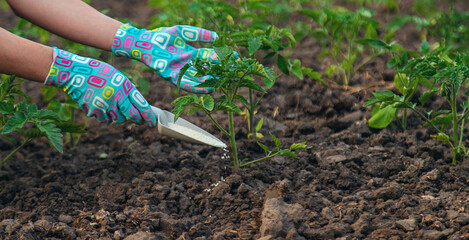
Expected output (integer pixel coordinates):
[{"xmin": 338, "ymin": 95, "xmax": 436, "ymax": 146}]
[
  {"xmin": 0, "ymin": 137, "xmax": 32, "ymax": 169},
  {"xmin": 248, "ymin": 88, "xmax": 255, "ymax": 136},
  {"xmin": 228, "ymin": 110, "xmax": 239, "ymax": 167},
  {"xmin": 451, "ymin": 86, "xmax": 459, "ymax": 164},
  {"xmin": 239, "ymin": 151, "xmax": 281, "ymax": 167},
  {"xmin": 204, "ymin": 109, "xmax": 230, "ymax": 137}
]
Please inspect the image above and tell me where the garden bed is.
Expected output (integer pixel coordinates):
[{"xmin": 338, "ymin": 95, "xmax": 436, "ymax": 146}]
[{"xmin": 1, "ymin": 0, "xmax": 469, "ymax": 239}]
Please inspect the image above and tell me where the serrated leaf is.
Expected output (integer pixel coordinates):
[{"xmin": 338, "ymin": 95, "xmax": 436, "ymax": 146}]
[
  {"xmin": 41, "ymin": 85, "xmax": 59, "ymax": 102},
  {"xmin": 430, "ymin": 133, "xmax": 450, "ymax": 143},
  {"xmin": 186, "ymin": 106, "xmax": 203, "ymax": 116},
  {"xmin": 239, "ymin": 79, "xmax": 266, "ymax": 93},
  {"xmin": 290, "ymin": 142, "xmax": 308, "ymax": 150},
  {"xmin": 200, "ymin": 95, "xmax": 214, "ymax": 111},
  {"xmin": 214, "ymin": 101, "xmax": 241, "ymax": 113},
  {"xmin": 419, "ymin": 89, "xmax": 438, "ymax": 105},
  {"xmin": 248, "ymin": 37, "xmax": 262, "ymax": 56},
  {"xmin": 214, "ymin": 46, "xmax": 232, "ymax": 61},
  {"xmin": 2, "ymin": 111, "xmax": 27, "ymax": 134},
  {"xmin": 302, "ymin": 68, "xmax": 327, "ymax": 86},
  {"xmin": 420, "ymin": 40, "xmax": 430, "ymax": 53},
  {"xmin": 55, "ymin": 121, "xmax": 86, "ymax": 133},
  {"xmin": 290, "ymin": 59, "xmax": 303, "ymax": 80},
  {"xmin": 257, "ymin": 142, "xmax": 269, "ymax": 154},
  {"xmin": 0, "ymin": 102, "xmax": 15, "ymax": 114},
  {"xmin": 280, "ymin": 149, "xmax": 298, "ymax": 158},
  {"xmin": 176, "ymin": 63, "xmax": 191, "ymax": 94},
  {"xmin": 269, "ymin": 132, "xmax": 281, "ymax": 147},
  {"xmin": 36, "ymin": 121, "xmax": 63, "ymax": 153},
  {"xmin": 277, "ymin": 54, "xmax": 289, "ymax": 75}
]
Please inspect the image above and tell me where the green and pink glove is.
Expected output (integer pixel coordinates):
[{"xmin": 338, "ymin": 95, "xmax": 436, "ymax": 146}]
[
  {"xmin": 45, "ymin": 47, "xmax": 156, "ymax": 127},
  {"xmin": 112, "ymin": 23, "xmax": 219, "ymax": 93}
]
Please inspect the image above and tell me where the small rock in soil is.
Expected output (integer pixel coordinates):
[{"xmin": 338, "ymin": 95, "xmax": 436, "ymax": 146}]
[
  {"xmin": 321, "ymin": 207, "xmax": 335, "ymax": 219},
  {"xmin": 260, "ymin": 197, "xmax": 307, "ymax": 237},
  {"xmin": 52, "ymin": 222, "xmax": 76, "ymax": 240},
  {"xmin": 58, "ymin": 214, "xmax": 73, "ymax": 224},
  {"xmin": 420, "ymin": 229, "xmax": 454, "ymax": 240},
  {"xmin": 395, "ymin": 218, "xmax": 418, "ymax": 232},
  {"xmin": 370, "ymin": 181, "xmax": 402, "ymax": 200},
  {"xmin": 351, "ymin": 213, "xmax": 373, "ymax": 234},
  {"xmin": 124, "ymin": 231, "xmax": 159, "ymax": 240}
]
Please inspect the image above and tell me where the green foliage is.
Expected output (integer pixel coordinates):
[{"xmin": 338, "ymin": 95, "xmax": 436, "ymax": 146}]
[
  {"xmin": 0, "ymin": 75, "xmax": 85, "ymax": 169},
  {"xmin": 300, "ymin": 7, "xmax": 384, "ymax": 85},
  {"xmin": 172, "ymin": 47, "xmax": 308, "ymax": 167},
  {"xmin": 364, "ymin": 49, "xmax": 469, "ymax": 164}
]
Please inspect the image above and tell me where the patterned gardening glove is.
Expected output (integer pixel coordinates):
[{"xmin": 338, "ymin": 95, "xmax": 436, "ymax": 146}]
[
  {"xmin": 45, "ymin": 47, "xmax": 157, "ymax": 127},
  {"xmin": 112, "ymin": 23, "xmax": 219, "ymax": 93}
]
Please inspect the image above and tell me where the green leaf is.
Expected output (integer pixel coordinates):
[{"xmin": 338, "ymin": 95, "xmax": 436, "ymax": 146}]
[
  {"xmin": 41, "ymin": 85, "xmax": 59, "ymax": 102},
  {"xmin": 269, "ymin": 132, "xmax": 281, "ymax": 147},
  {"xmin": 280, "ymin": 149, "xmax": 298, "ymax": 159},
  {"xmin": 280, "ymin": 29, "xmax": 296, "ymax": 46},
  {"xmin": 214, "ymin": 46, "xmax": 232, "ymax": 61},
  {"xmin": 257, "ymin": 141, "xmax": 269, "ymax": 154},
  {"xmin": 290, "ymin": 142, "xmax": 308, "ymax": 150},
  {"xmin": 430, "ymin": 133, "xmax": 450, "ymax": 143},
  {"xmin": 171, "ymin": 95, "xmax": 196, "ymax": 121},
  {"xmin": 200, "ymin": 95, "xmax": 214, "ymax": 111},
  {"xmin": 425, "ymin": 114, "xmax": 452, "ymax": 128},
  {"xmin": 214, "ymin": 101, "xmax": 241, "ymax": 113},
  {"xmin": 290, "ymin": 59, "xmax": 303, "ymax": 80},
  {"xmin": 255, "ymin": 118, "xmax": 264, "ymax": 132},
  {"xmin": 263, "ymin": 67, "xmax": 276, "ymax": 89},
  {"xmin": 298, "ymin": 9, "xmax": 321, "ymax": 22},
  {"xmin": 36, "ymin": 121, "xmax": 63, "ymax": 153},
  {"xmin": 420, "ymin": 40, "xmax": 431, "ymax": 54},
  {"xmin": 239, "ymin": 79, "xmax": 266, "ymax": 93},
  {"xmin": 176, "ymin": 63, "xmax": 191, "ymax": 94},
  {"xmin": 2, "ymin": 111, "xmax": 27, "ymax": 134},
  {"xmin": 363, "ymin": 96, "xmax": 380, "ymax": 107},
  {"xmin": 55, "ymin": 121, "xmax": 86, "ymax": 133},
  {"xmin": 419, "ymin": 89, "xmax": 438, "ymax": 105},
  {"xmin": 354, "ymin": 38, "xmax": 389, "ymax": 49},
  {"xmin": 0, "ymin": 102, "xmax": 15, "ymax": 114},
  {"xmin": 186, "ymin": 106, "xmax": 203, "ymax": 116},
  {"xmin": 302, "ymin": 68, "xmax": 327, "ymax": 86},
  {"xmin": 277, "ymin": 54, "xmax": 289, "ymax": 75},
  {"xmin": 263, "ymin": 52, "xmax": 277, "ymax": 60},
  {"xmin": 367, "ymin": 105, "xmax": 397, "ymax": 129},
  {"xmin": 248, "ymin": 37, "xmax": 262, "ymax": 56}
]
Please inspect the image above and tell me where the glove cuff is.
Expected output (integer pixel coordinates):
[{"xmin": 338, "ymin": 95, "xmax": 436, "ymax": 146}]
[{"xmin": 112, "ymin": 23, "xmax": 147, "ymax": 60}]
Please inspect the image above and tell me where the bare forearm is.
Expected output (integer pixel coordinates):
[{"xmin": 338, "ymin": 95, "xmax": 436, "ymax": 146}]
[
  {"xmin": 7, "ymin": 0, "xmax": 122, "ymax": 51},
  {"xmin": 0, "ymin": 27, "xmax": 52, "ymax": 82}
]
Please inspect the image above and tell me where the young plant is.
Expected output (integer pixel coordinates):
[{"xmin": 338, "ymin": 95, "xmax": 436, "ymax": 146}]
[
  {"xmin": 0, "ymin": 75, "xmax": 85, "ymax": 168},
  {"xmin": 364, "ymin": 50, "xmax": 469, "ymax": 164},
  {"xmin": 300, "ymin": 7, "xmax": 384, "ymax": 86},
  {"xmin": 172, "ymin": 47, "xmax": 308, "ymax": 167},
  {"xmin": 362, "ymin": 40, "xmax": 426, "ymax": 129}
]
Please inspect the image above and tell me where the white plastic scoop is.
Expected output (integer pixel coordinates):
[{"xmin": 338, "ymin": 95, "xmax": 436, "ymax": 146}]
[{"xmin": 151, "ymin": 106, "xmax": 227, "ymax": 148}]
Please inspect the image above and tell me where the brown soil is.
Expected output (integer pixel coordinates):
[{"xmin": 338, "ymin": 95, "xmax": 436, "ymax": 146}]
[{"xmin": 1, "ymin": 1, "xmax": 469, "ymax": 240}]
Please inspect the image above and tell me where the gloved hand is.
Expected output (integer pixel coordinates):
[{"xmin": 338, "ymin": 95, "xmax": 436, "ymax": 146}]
[
  {"xmin": 112, "ymin": 23, "xmax": 219, "ymax": 94},
  {"xmin": 45, "ymin": 47, "xmax": 157, "ymax": 127}
]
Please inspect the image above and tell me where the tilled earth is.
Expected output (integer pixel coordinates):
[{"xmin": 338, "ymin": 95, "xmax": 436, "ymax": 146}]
[{"xmin": 1, "ymin": 1, "xmax": 469, "ymax": 240}]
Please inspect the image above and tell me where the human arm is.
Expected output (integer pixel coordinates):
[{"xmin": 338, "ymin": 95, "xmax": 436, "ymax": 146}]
[
  {"xmin": 6, "ymin": 0, "xmax": 221, "ymax": 93},
  {"xmin": 0, "ymin": 27, "xmax": 156, "ymax": 126},
  {"xmin": 6, "ymin": 0, "xmax": 121, "ymax": 51}
]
